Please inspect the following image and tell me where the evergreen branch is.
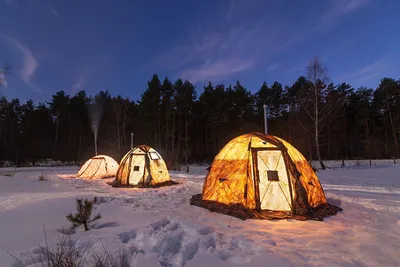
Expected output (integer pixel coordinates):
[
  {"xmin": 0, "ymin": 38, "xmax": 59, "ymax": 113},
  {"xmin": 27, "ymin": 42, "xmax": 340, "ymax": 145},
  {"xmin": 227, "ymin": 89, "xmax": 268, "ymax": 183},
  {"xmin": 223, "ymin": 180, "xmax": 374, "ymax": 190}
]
[
  {"xmin": 66, "ymin": 197, "xmax": 100, "ymax": 231},
  {"xmin": 88, "ymin": 213, "xmax": 102, "ymax": 224}
]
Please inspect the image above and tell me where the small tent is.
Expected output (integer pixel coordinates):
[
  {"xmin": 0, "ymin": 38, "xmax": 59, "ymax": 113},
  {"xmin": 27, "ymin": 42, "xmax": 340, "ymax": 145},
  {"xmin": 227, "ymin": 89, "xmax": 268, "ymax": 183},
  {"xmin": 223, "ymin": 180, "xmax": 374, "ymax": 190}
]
[
  {"xmin": 190, "ymin": 132, "xmax": 342, "ymax": 221},
  {"xmin": 113, "ymin": 145, "xmax": 174, "ymax": 187},
  {"xmin": 76, "ymin": 155, "xmax": 119, "ymax": 179}
]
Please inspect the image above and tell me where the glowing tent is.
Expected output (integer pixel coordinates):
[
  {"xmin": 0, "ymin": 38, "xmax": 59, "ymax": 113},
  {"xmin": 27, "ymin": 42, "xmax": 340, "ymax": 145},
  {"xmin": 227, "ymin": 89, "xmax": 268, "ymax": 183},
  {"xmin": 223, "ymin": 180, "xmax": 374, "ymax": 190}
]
[
  {"xmin": 76, "ymin": 155, "xmax": 119, "ymax": 179},
  {"xmin": 190, "ymin": 132, "xmax": 342, "ymax": 220},
  {"xmin": 113, "ymin": 145, "xmax": 174, "ymax": 187}
]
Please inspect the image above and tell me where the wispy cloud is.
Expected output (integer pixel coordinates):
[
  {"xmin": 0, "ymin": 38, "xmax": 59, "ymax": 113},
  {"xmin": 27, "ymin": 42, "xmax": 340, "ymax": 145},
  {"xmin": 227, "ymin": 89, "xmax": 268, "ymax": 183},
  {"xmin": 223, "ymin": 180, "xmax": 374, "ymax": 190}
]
[
  {"xmin": 4, "ymin": 0, "xmax": 16, "ymax": 7},
  {"xmin": 171, "ymin": 23, "xmax": 271, "ymax": 83},
  {"xmin": 5, "ymin": 0, "xmax": 61, "ymax": 19},
  {"xmin": 285, "ymin": 61, "xmax": 309, "ymax": 74},
  {"xmin": 151, "ymin": 2, "xmax": 288, "ymax": 84},
  {"xmin": 0, "ymin": 72, "xmax": 7, "ymax": 88},
  {"xmin": 340, "ymin": 60, "xmax": 383, "ymax": 84},
  {"xmin": 280, "ymin": 1, "xmax": 371, "ymax": 74},
  {"xmin": 0, "ymin": 35, "xmax": 41, "ymax": 92},
  {"xmin": 285, "ymin": 37, "xmax": 358, "ymax": 77},
  {"xmin": 14, "ymin": 40, "xmax": 40, "ymax": 92},
  {"xmin": 318, "ymin": 0, "xmax": 373, "ymax": 32},
  {"xmin": 324, "ymin": 0, "xmax": 372, "ymax": 21},
  {"xmin": 49, "ymin": 7, "xmax": 60, "ymax": 18},
  {"xmin": 339, "ymin": 53, "xmax": 400, "ymax": 85},
  {"xmin": 225, "ymin": 0, "xmax": 236, "ymax": 20},
  {"xmin": 180, "ymin": 58, "xmax": 253, "ymax": 84},
  {"xmin": 149, "ymin": 1, "xmax": 375, "ymax": 85},
  {"xmin": 266, "ymin": 63, "xmax": 279, "ymax": 72}
]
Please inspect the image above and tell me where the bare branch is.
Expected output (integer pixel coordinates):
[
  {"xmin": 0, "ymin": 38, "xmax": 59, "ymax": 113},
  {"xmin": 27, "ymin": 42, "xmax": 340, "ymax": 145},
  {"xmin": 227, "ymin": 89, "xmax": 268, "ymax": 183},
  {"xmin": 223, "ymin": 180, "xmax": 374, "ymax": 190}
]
[
  {"xmin": 319, "ymin": 106, "xmax": 333, "ymax": 123},
  {"xmin": 319, "ymin": 103, "xmax": 332, "ymax": 115},
  {"xmin": 295, "ymin": 115, "xmax": 313, "ymax": 134},
  {"xmin": 319, "ymin": 118, "xmax": 334, "ymax": 134},
  {"xmin": 299, "ymin": 100, "xmax": 315, "ymax": 121}
]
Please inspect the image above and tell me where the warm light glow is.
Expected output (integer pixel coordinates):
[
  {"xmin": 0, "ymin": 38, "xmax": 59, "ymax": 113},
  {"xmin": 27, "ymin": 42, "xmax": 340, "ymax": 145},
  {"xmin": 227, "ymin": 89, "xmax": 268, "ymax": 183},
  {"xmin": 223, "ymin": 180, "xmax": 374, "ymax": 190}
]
[
  {"xmin": 115, "ymin": 145, "xmax": 170, "ymax": 186},
  {"xmin": 76, "ymin": 155, "xmax": 119, "ymax": 179},
  {"xmin": 149, "ymin": 152, "xmax": 161, "ymax": 160},
  {"xmin": 202, "ymin": 133, "xmax": 330, "ymax": 215},
  {"xmin": 276, "ymin": 137, "xmax": 327, "ymax": 207}
]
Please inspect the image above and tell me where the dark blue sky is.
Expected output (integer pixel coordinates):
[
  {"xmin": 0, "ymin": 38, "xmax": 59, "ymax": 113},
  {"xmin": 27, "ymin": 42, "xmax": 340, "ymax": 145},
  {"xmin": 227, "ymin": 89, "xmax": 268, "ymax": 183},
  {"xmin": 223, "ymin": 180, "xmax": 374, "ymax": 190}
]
[{"xmin": 1, "ymin": 0, "xmax": 399, "ymax": 103}]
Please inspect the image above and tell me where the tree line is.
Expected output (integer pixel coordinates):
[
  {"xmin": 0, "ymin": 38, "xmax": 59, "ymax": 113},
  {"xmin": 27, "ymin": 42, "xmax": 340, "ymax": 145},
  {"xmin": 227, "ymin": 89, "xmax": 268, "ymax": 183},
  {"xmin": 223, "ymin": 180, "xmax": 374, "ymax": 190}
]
[{"xmin": 0, "ymin": 59, "xmax": 399, "ymax": 168}]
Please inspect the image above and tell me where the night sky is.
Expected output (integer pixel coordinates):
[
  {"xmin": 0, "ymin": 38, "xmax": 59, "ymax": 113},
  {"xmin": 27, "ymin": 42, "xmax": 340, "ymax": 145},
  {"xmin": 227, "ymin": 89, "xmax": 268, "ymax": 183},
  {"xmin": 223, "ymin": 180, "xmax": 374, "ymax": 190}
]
[{"xmin": 1, "ymin": 0, "xmax": 399, "ymax": 103}]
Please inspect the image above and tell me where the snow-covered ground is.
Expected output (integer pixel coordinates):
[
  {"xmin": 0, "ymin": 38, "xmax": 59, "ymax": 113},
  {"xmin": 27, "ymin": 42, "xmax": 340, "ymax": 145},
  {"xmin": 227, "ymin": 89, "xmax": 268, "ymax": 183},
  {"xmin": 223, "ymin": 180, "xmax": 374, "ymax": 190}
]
[
  {"xmin": 310, "ymin": 159, "xmax": 399, "ymax": 168},
  {"xmin": 0, "ymin": 163, "xmax": 399, "ymax": 266}
]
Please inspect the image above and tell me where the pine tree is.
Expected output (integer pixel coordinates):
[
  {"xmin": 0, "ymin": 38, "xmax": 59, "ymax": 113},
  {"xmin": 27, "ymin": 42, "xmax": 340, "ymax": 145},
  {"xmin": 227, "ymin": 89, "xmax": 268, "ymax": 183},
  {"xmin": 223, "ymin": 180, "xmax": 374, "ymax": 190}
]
[
  {"xmin": 138, "ymin": 74, "xmax": 162, "ymax": 149},
  {"xmin": 66, "ymin": 197, "xmax": 101, "ymax": 231}
]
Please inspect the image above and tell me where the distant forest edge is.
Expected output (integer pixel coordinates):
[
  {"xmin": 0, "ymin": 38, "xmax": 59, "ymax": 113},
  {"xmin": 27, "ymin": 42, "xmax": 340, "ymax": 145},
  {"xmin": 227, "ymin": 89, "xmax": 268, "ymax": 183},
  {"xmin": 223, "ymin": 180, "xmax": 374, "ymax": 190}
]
[{"xmin": 0, "ymin": 58, "xmax": 399, "ymax": 168}]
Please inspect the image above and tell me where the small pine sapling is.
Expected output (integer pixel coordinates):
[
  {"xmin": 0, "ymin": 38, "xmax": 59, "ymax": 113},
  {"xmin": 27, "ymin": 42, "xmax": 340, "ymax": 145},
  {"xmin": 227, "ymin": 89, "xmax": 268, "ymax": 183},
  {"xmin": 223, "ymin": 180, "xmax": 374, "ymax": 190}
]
[
  {"xmin": 66, "ymin": 197, "xmax": 101, "ymax": 231},
  {"xmin": 38, "ymin": 173, "xmax": 47, "ymax": 181}
]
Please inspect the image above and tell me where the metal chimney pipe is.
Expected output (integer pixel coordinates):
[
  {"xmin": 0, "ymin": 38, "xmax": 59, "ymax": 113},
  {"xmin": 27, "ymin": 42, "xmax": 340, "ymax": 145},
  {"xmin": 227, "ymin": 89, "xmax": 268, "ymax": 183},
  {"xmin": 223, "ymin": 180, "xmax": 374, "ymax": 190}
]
[
  {"xmin": 263, "ymin": 104, "xmax": 268, "ymax": 135},
  {"xmin": 131, "ymin": 133, "xmax": 133, "ymax": 149}
]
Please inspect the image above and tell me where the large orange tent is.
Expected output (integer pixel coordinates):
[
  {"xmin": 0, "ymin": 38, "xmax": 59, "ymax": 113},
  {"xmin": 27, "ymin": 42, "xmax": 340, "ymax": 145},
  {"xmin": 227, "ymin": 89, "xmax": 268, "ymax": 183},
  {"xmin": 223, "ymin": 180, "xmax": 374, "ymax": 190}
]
[
  {"xmin": 112, "ymin": 145, "xmax": 175, "ymax": 187},
  {"xmin": 190, "ymin": 132, "xmax": 342, "ymax": 220},
  {"xmin": 76, "ymin": 155, "xmax": 119, "ymax": 180}
]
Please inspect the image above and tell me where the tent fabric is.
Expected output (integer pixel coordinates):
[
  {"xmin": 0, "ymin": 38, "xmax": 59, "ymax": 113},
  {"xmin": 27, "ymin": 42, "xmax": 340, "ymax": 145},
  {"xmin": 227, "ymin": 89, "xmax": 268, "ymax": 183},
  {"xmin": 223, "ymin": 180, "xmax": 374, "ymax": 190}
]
[
  {"xmin": 113, "ymin": 145, "xmax": 172, "ymax": 187},
  {"xmin": 191, "ymin": 132, "xmax": 342, "ymax": 221},
  {"xmin": 190, "ymin": 194, "xmax": 341, "ymax": 221},
  {"xmin": 76, "ymin": 155, "xmax": 119, "ymax": 180}
]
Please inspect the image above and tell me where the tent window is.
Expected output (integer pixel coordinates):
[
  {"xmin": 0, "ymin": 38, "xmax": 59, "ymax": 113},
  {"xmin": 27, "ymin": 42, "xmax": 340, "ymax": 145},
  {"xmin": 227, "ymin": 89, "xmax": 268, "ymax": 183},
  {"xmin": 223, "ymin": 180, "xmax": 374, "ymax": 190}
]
[
  {"xmin": 133, "ymin": 166, "xmax": 140, "ymax": 171},
  {"xmin": 267, "ymin": 170, "xmax": 279, "ymax": 182},
  {"xmin": 149, "ymin": 152, "xmax": 160, "ymax": 160}
]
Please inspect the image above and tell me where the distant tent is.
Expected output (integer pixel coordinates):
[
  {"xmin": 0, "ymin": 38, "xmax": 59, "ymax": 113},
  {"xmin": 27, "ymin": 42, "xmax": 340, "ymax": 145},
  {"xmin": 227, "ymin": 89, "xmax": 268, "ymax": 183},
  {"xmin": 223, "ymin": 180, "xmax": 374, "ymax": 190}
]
[
  {"xmin": 190, "ymin": 132, "xmax": 342, "ymax": 221},
  {"xmin": 76, "ymin": 155, "xmax": 119, "ymax": 180},
  {"xmin": 113, "ymin": 145, "xmax": 175, "ymax": 187}
]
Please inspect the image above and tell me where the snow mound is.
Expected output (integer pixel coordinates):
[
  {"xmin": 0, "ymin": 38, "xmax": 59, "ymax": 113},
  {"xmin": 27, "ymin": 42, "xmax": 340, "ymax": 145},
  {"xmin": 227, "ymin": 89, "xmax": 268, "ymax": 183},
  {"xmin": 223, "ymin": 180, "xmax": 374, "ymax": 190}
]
[
  {"xmin": 119, "ymin": 218, "xmax": 289, "ymax": 267},
  {"xmin": 95, "ymin": 195, "xmax": 137, "ymax": 204}
]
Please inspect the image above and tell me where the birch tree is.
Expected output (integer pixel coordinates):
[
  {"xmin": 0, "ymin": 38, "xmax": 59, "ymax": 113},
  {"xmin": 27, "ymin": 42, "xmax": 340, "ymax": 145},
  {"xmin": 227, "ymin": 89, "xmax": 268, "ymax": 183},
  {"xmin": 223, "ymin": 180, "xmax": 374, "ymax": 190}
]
[{"xmin": 297, "ymin": 57, "xmax": 331, "ymax": 169}]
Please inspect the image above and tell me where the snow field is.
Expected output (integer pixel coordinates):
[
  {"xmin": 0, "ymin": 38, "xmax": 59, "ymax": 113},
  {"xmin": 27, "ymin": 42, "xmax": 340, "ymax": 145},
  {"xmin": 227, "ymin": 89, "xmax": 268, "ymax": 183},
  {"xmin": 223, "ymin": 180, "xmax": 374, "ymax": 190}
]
[{"xmin": 0, "ymin": 162, "xmax": 399, "ymax": 266}]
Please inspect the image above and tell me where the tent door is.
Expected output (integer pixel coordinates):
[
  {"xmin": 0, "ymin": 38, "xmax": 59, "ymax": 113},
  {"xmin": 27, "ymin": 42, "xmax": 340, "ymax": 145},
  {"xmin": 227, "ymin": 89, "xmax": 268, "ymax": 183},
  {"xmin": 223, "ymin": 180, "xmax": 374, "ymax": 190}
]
[
  {"xmin": 128, "ymin": 155, "xmax": 146, "ymax": 185},
  {"xmin": 255, "ymin": 150, "xmax": 292, "ymax": 211}
]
